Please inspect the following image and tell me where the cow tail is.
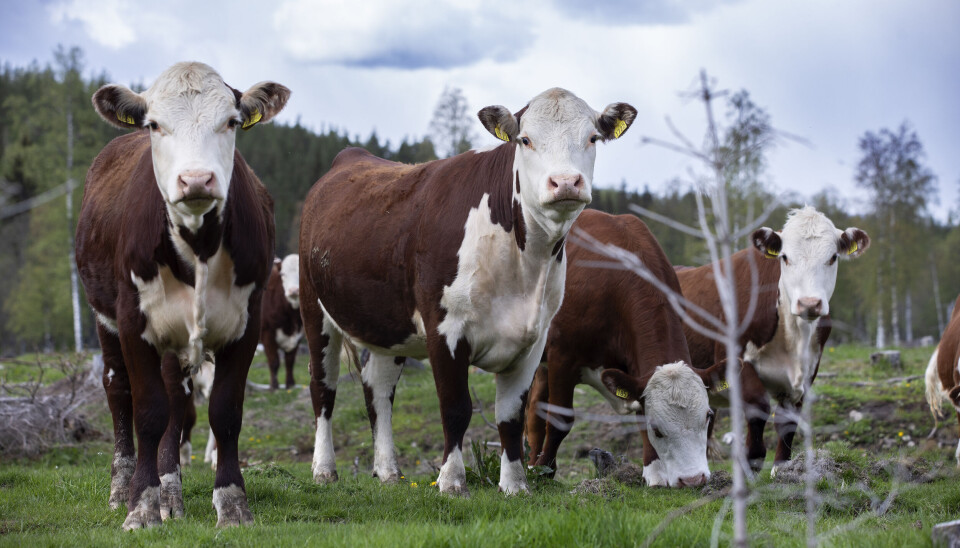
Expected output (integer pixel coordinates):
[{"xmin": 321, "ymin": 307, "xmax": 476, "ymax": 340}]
[{"xmin": 925, "ymin": 346, "xmax": 944, "ymax": 424}]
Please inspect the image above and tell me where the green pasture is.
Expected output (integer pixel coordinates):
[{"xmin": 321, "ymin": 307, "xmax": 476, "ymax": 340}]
[{"xmin": 1, "ymin": 344, "xmax": 958, "ymax": 546}]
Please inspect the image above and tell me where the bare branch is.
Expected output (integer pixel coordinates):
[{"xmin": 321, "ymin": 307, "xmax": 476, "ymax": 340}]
[{"xmin": 628, "ymin": 203, "xmax": 706, "ymax": 239}]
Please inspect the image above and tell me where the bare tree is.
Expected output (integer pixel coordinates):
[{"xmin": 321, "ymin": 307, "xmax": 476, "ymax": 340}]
[{"xmin": 428, "ymin": 86, "xmax": 474, "ymax": 158}]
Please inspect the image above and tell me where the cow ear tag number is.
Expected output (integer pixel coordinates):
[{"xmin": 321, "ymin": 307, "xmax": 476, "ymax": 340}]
[
  {"xmin": 242, "ymin": 108, "xmax": 262, "ymax": 130},
  {"xmin": 615, "ymin": 388, "xmax": 629, "ymax": 399},
  {"xmin": 494, "ymin": 124, "xmax": 510, "ymax": 142},
  {"xmin": 613, "ymin": 119, "xmax": 627, "ymax": 139},
  {"xmin": 117, "ymin": 112, "xmax": 135, "ymax": 126},
  {"xmin": 711, "ymin": 380, "xmax": 730, "ymax": 393},
  {"xmin": 764, "ymin": 247, "xmax": 779, "ymax": 259},
  {"xmin": 847, "ymin": 241, "xmax": 858, "ymax": 255}
]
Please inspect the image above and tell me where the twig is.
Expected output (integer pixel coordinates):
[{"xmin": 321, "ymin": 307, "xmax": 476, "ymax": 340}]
[{"xmin": 470, "ymin": 386, "xmax": 498, "ymax": 431}]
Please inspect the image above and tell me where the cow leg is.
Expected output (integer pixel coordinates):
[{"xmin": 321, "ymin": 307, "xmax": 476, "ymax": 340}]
[
  {"xmin": 524, "ymin": 366, "xmax": 549, "ymax": 466},
  {"xmin": 263, "ymin": 333, "xmax": 281, "ymax": 391},
  {"xmin": 283, "ymin": 348, "xmax": 297, "ymax": 389},
  {"xmin": 495, "ymin": 359, "xmax": 539, "ymax": 495},
  {"xmin": 640, "ymin": 429, "xmax": 665, "ymax": 487},
  {"xmin": 361, "ymin": 353, "xmax": 405, "ymax": 482},
  {"xmin": 744, "ymin": 391, "xmax": 771, "ymax": 472},
  {"xmin": 534, "ymin": 362, "xmax": 578, "ymax": 476},
  {"xmin": 302, "ymin": 288, "xmax": 342, "ymax": 483},
  {"xmin": 209, "ymin": 331, "xmax": 258, "ymax": 527},
  {"xmin": 771, "ymin": 400, "xmax": 799, "ymax": 478},
  {"xmin": 116, "ymin": 325, "xmax": 166, "ymax": 530},
  {"xmin": 429, "ymin": 337, "xmax": 472, "ymax": 496},
  {"xmin": 180, "ymin": 379, "xmax": 196, "ymax": 467},
  {"xmin": 954, "ymin": 410, "xmax": 960, "ymax": 467},
  {"xmin": 98, "ymin": 323, "xmax": 135, "ymax": 511},
  {"xmin": 204, "ymin": 429, "xmax": 218, "ymax": 469},
  {"xmin": 158, "ymin": 353, "xmax": 188, "ymax": 521}
]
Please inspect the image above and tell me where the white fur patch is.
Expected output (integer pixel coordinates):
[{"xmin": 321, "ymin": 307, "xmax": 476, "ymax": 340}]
[
  {"xmin": 362, "ymin": 353, "xmax": 403, "ymax": 482},
  {"xmin": 106, "ymin": 368, "xmax": 116, "ymax": 386},
  {"xmin": 437, "ymin": 447, "xmax": 467, "ymax": 494},
  {"xmin": 498, "ymin": 451, "xmax": 528, "ymax": 494},
  {"xmin": 159, "ymin": 466, "xmax": 183, "ymax": 520},
  {"xmin": 96, "ymin": 312, "xmax": 118, "ymax": 334},
  {"xmin": 181, "ymin": 377, "xmax": 191, "ymax": 395},
  {"xmin": 312, "ymin": 416, "xmax": 337, "ymax": 482},
  {"xmin": 122, "ymin": 485, "xmax": 161, "ymax": 530},
  {"xmin": 642, "ymin": 459, "xmax": 666, "ymax": 487},
  {"xmin": 212, "ymin": 483, "xmax": 253, "ymax": 526},
  {"xmin": 179, "ymin": 441, "xmax": 192, "ymax": 467},
  {"xmin": 275, "ymin": 327, "xmax": 302, "ymax": 353},
  {"xmin": 109, "ymin": 453, "xmax": 136, "ymax": 510}
]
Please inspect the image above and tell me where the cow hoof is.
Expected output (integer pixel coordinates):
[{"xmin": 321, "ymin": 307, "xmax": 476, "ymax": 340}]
[
  {"xmin": 748, "ymin": 459, "xmax": 765, "ymax": 473},
  {"xmin": 438, "ymin": 483, "xmax": 470, "ymax": 497},
  {"xmin": 770, "ymin": 464, "xmax": 782, "ymax": 478},
  {"xmin": 122, "ymin": 486, "xmax": 161, "ymax": 531},
  {"xmin": 108, "ymin": 487, "xmax": 129, "ymax": 510},
  {"xmin": 109, "ymin": 455, "xmax": 135, "ymax": 510},
  {"xmin": 498, "ymin": 483, "xmax": 529, "ymax": 496},
  {"xmin": 213, "ymin": 485, "xmax": 254, "ymax": 528},
  {"xmin": 159, "ymin": 472, "xmax": 184, "ymax": 521},
  {"xmin": 313, "ymin": 470, "xmax": 339, "ymax": 484}
]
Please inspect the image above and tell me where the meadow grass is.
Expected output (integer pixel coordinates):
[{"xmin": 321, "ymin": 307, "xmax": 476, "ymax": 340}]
[{"xmin": 0, "ymin": 343, "xmax": 957, "ymax": 547}]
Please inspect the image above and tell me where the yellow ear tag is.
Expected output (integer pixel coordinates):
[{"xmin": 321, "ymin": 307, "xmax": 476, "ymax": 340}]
[
  {"xmin": 847, "ymin": 241, "xmax": 858, "ymax": 255},
  {"xmin": 765, "ymin": 247, "xmax": 779, "ymax": 259},
  {"xmin": 613, "ymin": 119, "xmax": 627, "ymax": 139},
  {"xmin": 494, "ymin": 125, "xmax": 510, "ymax": 142},
  {"xmin": 242, "ymin": 108, "xmax": 262, "ymax": 130},
  {"xmin": 116, "ymin": 112, "xmax": 135, "ymax": 125},
  {"xmin": 711, "ymin": 380, "xmax": 729, "ymax": 393},
  {"xmin": 615, "ymin": 388, "xmax": 629, "ymax": 399}
]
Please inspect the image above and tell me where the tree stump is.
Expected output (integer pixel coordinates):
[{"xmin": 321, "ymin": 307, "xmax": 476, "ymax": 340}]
[
  {"xmin": 870, "ymin": 350, "xmax": 902, "ymax": 370},
  {"xmin": 932, "ymin": 519, "xmax": 960, "ymax": 548}
]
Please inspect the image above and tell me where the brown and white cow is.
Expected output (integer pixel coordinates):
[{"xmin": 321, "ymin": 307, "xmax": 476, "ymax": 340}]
[
  {"xmin": 300, "ymin": 88, "xmax": 636, "ymax": 495},
  {"xmin": 76, "ymin": 62, "xmax": 288, "ymax": 529},
  {"xmin": 524, "ymin": 209, "xmax": 768, "ymax": 487},
  {"xmin": 925, "ymin": 294, "xmax": 960, "ymax": 465},
  {"xmin": 677, "ymin": 206, "xmax": 869, "ymax": 475},
  {"xmin": 261, "ymin": 254, "xmax": 303, "ymax": 389}
]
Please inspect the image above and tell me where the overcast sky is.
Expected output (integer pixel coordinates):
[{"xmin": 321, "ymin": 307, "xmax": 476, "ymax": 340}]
[{"xmin": 3, "ymin": 0, "xmax": 958, "ymax": 221}]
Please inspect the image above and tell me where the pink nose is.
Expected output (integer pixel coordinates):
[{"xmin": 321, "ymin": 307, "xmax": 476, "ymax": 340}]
[
  {"xmin": 548, "ymin": 174, "xmax": 584, "ymax": 201},
  {"xmin": 797, "ymin": 297, "xmax": 823, "ymax": 318},
  {"xmin": 678, "ymin": 473, "xmax": 707, "ymax": 487},
  {"xmin": 178, "ymin": 171, "xmax": 216, "ymax": 201}
]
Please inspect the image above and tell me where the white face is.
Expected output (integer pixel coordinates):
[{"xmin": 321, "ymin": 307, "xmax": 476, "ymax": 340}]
[
  {"xmin": 279, "ymin": 254, "xmax": 300, "ymax": 308},
  {"xmin": 141, "ymin": 64, "xmax": 241, "ymax": 230},
  {"xmin": 514, "ymin": 89, "xmax": 600, "ymax": 226},
  {"xmin": 642, "ymin": 362, "xmax": 712, "ymax": 488},
  {"xmin": 770, "ymin": 207, "xmax": 847, "ymax": 319}
]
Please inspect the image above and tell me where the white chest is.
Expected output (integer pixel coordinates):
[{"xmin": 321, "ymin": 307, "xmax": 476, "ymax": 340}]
[
  {"xmin": 744, "ymin": 306, "xmax": 820, "ymax": 404},
  {"xmin": 276, "ymin": 327, "xmax": 303, "ymax": 353},
  {"xmin": 437, "ymin": 195, "xmax": 565, "ymax": 372},
  {"xmin": 131, "ymin": 246, "xmax": 254, "ymax": 361}
]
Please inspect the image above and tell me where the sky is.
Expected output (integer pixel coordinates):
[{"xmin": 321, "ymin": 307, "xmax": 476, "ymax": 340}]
[{"xmin": 3, "ymin": 0, "xmax": 958, "ymax": 221}]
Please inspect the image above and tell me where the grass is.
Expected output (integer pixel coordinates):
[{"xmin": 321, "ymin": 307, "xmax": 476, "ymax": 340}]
[{"xmin": 0, "ymin": 343, "xmax": 957, "ymax": 547}]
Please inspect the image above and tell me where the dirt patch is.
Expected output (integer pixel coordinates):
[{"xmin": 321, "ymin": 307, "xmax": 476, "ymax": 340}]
[
  {"xmin": 772, "ymin": 449, "xmax": 853, "ymax": 484},
  {"xmin": 570, "ymin": 478, "xmax": 615, "ymax": 496},
  {"xmin": 701, "ymin": 469, "xmax": 732, "ymax": 496}
]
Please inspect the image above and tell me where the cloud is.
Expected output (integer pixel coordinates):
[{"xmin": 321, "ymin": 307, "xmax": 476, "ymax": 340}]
[
  {"xmin": 47, "ymin": 0, "xmax": 136, "ymax": 49},
  {"xmin": 550, "ymin": 0, "xmax": 742, "ymax": 26},
  {"xmin": 273, "ymin": 0, "xmax": 532, "ymax": 69}
]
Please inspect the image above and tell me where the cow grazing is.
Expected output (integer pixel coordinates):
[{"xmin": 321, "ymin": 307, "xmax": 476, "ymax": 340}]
[
  {"xmin": 261, "ymin": 254, "xmax": 303, "ymax": 389},
  {"xmin": 925, "ymin": 294, "xmax": 960, "ymax": 465},
  {"xmin": 676, "ymin": 206, "xmax": 869, "ymax": 475},
  {"xmin": 299, "ymin": 88, "xmax": 636, "ymax": 495},
  {"xmin": 524, "ymin": 209, "xmax": 767, "ymax": 487},
  {"xmin": 76, "ymin": 62, "xmax": 289, "ymax": 529}
]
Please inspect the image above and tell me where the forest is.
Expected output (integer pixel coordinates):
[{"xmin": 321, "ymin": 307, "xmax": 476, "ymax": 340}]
[{"xmin": 1, "ymin": 48, "xmax": 958, "ymax": 353}]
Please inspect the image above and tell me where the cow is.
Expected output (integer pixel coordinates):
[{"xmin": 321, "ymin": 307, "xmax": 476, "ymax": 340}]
[
  {"xmin": 76, "ymin": 62, "xmax": 289, "ymax": 529},
  {"xmin": 676, "ymin": 206, "xmax": 869, "ymax": 475},
  {"xmin": 524, "ymin": 209, "xmax": 768, "ymax": 487},
  {"xmin": 925, "ymin": 294, "xmax": 960, "ymax": 465},
  {"xmin": 299, "ymin": 88, "xmax": 636, "ymax": 495},
  {"xmin": 261, "ymin": 254, "xmax": 303, "ymax": 389}
]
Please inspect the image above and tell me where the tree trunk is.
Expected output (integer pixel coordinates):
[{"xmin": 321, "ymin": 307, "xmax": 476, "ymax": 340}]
[
  {"xmin": 66, "ymin": 108, "xmax": 83, "ymax": 353},
  {"xmin": 890, "ymin": 252, "xmax": 900, "ymax": 347},
  {"xmin": 904, "ymin": 290, "xmax": 913, "ymax": 344},
  {"xmin": 932, "ymin": 257, "xmax": 945, "ymax": 335},
  {"xmin": 876, "ymin": 269, "xmax": 886, "ymax": 348}
]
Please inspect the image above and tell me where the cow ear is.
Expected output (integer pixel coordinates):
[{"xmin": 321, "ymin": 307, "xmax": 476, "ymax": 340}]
[
  {"xmin": 752, "ymin": 227, "xmax": 782, "ymax": 259},
  {"xmin": 837, "ymin": 228, "xmax": 870, "ymax": 258},
  {"xmin": 600, "ymin": 369, "xmax": 645, "ymax": 410},
  {"xmin": 92, "ymin": 84, "xmax": 147, "ymax": 130},
  {"xmin": 478, "ymin": 105, "xmax": 519, "ymax": 142},
  {"xmin": 692, "ymin": 360, "xmax": 731, "ymax": 393},
  {"xmin": 237, "ymin": 81, "xmax": 290, "ymax": 130},
  {"xmin": 596, "ymin": 102, "xmax": 638, "ymax": 141}
]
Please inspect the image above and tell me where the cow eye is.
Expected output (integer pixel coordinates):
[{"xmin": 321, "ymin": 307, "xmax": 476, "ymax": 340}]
[
  {"xmin": 780, "ymin": 254, "xmax": 789, "ymax": 265},
  {"xmin": 520, "ymin": 137, "xmax": 531, "ymax": 147},
  {"xmin": 706, "ymin": 409, "xmax": 715, "ymax": 422},
  {"xmin": 148, "ymin": 121, "xmax": 160, "ymax": 132},
  {"xmin": 228, "ymin": 118, "xmax": 241, "ymax": 129},
  {"xmin": 653, "ymin": 427, "xmax": 665, "ymax": 439},
  {"xmin": 589, "ymin": 135, "xmax": 600, "ymax": 144},
  {"xmin": 828, "ymin": 254, "xmax": 838, "ymax": 266}
]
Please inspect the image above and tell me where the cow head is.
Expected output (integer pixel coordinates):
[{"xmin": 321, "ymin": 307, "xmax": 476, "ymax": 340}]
[
  {"xmin": 478, "ymin": 89, "xmax": 636, "ymax": 232},
  {"xmin": 92, "ymin": 62, "xmax": 290, "ymax": 232},
  {"xmin": 601, "ymin": 362, "xmax": 712, "ymax": 488},
  {"xmin": 279, "ymin": 254, "xmax": 300, "ymax": 309},
  {"xmin": 753, "ymin": 206, "xmax": 869, "ymax": 320}
]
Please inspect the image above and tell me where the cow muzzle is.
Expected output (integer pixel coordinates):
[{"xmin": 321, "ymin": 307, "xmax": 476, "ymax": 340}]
[
  {"xmin": 677, "ymin": 473, "xmax": 708, "ymax": 488},
  {"xmin": 547, "ymin": 174, "xmax": 588, "ymax": 205},
  {"xmin": 795, "ymin": 297, "xmax": 823, "ymax": 320},
  {"xmin": 177, "ymin": 170, "xmax": 220, "ymax": 205}
]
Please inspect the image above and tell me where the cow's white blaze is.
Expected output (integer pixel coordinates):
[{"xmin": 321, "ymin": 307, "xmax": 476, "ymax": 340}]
[
  {"xmin": 279, "ymin": 254, "xmax": 300, "ymax": 308},
  {"xmin": 641, "ymin": 362, "xmax": 712, "ymax": 488}
]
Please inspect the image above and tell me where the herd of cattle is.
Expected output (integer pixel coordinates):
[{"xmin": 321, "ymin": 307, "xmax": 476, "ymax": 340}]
[{"xmin": 71, "ymin": 61, "xmax": 955, "ymax": 530}]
